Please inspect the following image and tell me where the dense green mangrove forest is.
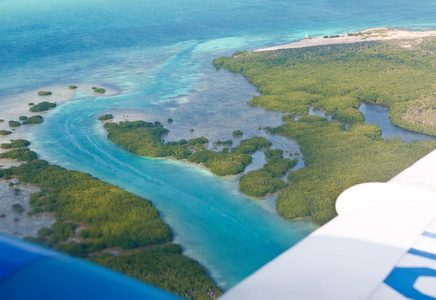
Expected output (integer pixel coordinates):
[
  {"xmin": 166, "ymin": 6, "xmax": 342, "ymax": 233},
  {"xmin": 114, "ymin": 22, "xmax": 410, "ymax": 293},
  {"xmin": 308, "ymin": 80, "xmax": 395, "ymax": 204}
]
[
  {"xmin": 239, "ymin": 149, "xmax": 296, "ymax": 197},
  {"xmin": 0, "ymin": 148, "xmax": 221, "ymax": 299},
  {"xmin": 214, "ymin": 39, "xmax": 436, "ymax": 128},
  {"xmin": 269, "ymin": 117, "xmax": 436, "ymax": 224},
  {"xmin": 29, "ymin": 101, "xmax": 57, "ymax": 112},
  {"xmin": 212, "ymin": 38, "xmax": 436, "ymax": 224},
  {"xmin": 104, "ymin": 120, "xmax": 296, "ymax": 195}
]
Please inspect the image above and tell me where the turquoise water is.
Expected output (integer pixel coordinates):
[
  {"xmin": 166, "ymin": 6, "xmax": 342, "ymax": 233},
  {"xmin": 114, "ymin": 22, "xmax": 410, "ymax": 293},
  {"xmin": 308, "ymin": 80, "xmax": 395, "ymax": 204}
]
[{"xmin": 2, "ymin": 0, "xmax": 436, "ymax": 290}]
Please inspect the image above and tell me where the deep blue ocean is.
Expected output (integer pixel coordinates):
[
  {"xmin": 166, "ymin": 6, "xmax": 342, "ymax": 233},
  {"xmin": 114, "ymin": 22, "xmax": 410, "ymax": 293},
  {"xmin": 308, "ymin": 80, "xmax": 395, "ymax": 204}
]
[{"xmin": 1, "ymin": 0, "xmax": 436, "ymax": 290}]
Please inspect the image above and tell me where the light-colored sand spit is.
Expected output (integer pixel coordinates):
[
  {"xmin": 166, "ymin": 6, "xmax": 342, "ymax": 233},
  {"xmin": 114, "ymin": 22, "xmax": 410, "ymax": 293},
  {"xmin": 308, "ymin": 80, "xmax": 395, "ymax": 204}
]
[
  {"xmin": 254, "ymin": 28, "xmax": 436, "ymax": 52},
  {"xmin": 0, "ymin": 84, "xmax": 118, "ymax": 146}
]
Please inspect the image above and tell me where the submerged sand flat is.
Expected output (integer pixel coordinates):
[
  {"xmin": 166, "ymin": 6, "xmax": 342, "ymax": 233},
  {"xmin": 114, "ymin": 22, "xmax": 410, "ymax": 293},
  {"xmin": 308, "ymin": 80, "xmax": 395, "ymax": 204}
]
[
  {"xmin": 0, "ymin": 84, "xmax": 118, "ymax": 146},
  {"xmin": 254, "ymin": 28, "xmax": 436, "ymax": 52},
  {"xmin": 0, "ymin": 179, "xmax": 55, "ymax": 238}
]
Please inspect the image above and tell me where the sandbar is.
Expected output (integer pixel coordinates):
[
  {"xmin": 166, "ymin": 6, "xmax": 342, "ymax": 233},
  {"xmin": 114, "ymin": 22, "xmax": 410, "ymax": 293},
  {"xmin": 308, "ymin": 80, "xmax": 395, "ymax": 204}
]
[{"xmin": 254, "ymin": 28, "xmax": 436, "ymax": 52}]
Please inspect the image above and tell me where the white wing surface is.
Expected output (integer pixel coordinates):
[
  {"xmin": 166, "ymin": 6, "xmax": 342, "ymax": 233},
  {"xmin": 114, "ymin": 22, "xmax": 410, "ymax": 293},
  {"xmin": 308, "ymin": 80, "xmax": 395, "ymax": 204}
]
[{"xmin": 222, "ymin": 150, "xmax": 436, "ymax": 300}]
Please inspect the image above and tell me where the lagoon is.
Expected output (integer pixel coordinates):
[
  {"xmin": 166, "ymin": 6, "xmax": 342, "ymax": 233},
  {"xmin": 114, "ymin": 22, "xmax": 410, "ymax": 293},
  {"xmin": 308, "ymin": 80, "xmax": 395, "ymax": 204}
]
[
  {"xmin": 2, "ymin": 0, "xmax": 436, "ymax": 291},
  {"xmin": 359, "ymin": 103, "xmax": 436, "ymax": 142}
]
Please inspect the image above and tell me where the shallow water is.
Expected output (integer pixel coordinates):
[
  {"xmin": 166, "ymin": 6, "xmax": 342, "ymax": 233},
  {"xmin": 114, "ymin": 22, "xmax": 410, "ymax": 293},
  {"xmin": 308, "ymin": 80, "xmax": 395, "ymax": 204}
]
[
  {"xmin": 359, "ymin": 103, "xmax": 436, "ymax": 142},
  {"xmin": 2, "ymin": 0, "xmax": 436, "ymax": 290},
  {"xmin": 0, "ymin": 179, "xmax": 54, "ymax": 238}
]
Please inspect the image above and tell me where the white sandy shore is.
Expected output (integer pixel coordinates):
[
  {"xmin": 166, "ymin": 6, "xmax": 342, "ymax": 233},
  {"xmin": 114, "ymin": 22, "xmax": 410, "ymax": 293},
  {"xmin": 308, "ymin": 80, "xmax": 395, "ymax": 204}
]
[
  {"xmin": 111, "ymin": 111, "xmax": 150, "ymax": 124},
  {"xmin": 0, "ymin": 83, "xmax": 118, "ymax": 148},
  {"xmin": 254, "ymin": 28, "xmax": 436, "ymax": 52}
]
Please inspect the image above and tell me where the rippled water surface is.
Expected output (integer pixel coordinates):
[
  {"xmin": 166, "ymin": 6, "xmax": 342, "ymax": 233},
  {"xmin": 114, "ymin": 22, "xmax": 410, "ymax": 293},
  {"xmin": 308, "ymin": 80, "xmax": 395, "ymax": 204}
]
[{"xmin": 1, "ymin": 0, "xmax": 436, "ymax": 290}]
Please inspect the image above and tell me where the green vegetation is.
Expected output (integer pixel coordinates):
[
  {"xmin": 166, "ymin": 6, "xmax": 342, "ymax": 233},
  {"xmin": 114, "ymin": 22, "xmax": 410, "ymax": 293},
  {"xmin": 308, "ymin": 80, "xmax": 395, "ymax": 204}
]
[
  {"xmin": 98, "ymin": 114, "xmax": 114, "ymax": 121},
  {"xmin": 213, "ymin": 39, "xmax": 436, "ymax": 127},
  {"xmin": 0, "ymin": 148, "xmax": 37, "ymax": 162},
  {"xmin": 1, "ymin": 139, "xmax": 31, "ymax": 149},
  {"xmin": 239, "ymin": 170, "xmax": 287, "ymax": 197},
  {"xmin": 30, "ymin": 101, "xmax": 56, "ymax": 112},
  {"xmin": 234, "ymin": 137, "xmax": 271, "ymax": 154},
  {"xmin": 105, "ymin": 117, "xmax": 300, "ymax": 197},
  {"xmin": 68, "ymin": 85, "xmax": 78, "ymax": 89},
  {"xmin": 187, "ymin": 149, "xmax": 252, "ymax": 176},
  {"xmin": 8, "ymin": 121, "xmax": 21, "ymax": 127},
  {"xmin": 38, "ymin": 227, "xmax": 54, "ymax": 237},
  {"xmin": 28, "ymin": 103, "xmax": 34, "ymax": 106},
  {"xmin": 168, "ymin": 118, "xmax": 174, "ymax": 123},
  {"xmin": 188, "ymin": 137, "xmax": 209, "ymax": 147},
  {"xmin": 391, "ymin": 95, "xmax": 436, "ymax": 136},
  {"xmin": 92, "ymin": 245, "xmax": 221, "ymax": 299},
  {"xmin": 239, "ymin": 149, "xmax": 297, "ymax": 197},
  {"xmin": 233, "ymin": 130, "xmax": 243, "ymax": 137},
  {"xmin": 12, "ymin": 203, "xmax": 24, "ymax": 214},
  {"xmin": 0, "ymin": 130, "xmax": 12, "ymax": 136},
  {"xmin": 92, "ymin": 87, "xmax": 106, "ymax": 94},
  {"xmin": 22, "ymin": 115, "xmax": 43, "ymax": 125},
  {"xmin": 13, "ymin": 161, "xmax": 173, "ymax": 250},
  {"xmin": 263, "ymin": 149, "xmax": 297, "ymax": 174},
  {"xmin": 215, "ymin": 140, "xmax": 233, "ymax": 146},
  {"xmin": 268, "ymin": 117, "xmax": 436, "ymax": 224},
  {"xmin": 214, "ymin": 39, "xmax": 436, "ymax": 223},
  {"xmin": 347, "ymin": 32, "xmax": 363, "ymax": 37},
  {"xmin": 105, "ymin": 120, "xmax": 272, "ymax": 177},
  {"xmin": 37, "ymin": 91, "xmax": 52, "ymax": 96},
  {"xmin": 19, "ymin": 116, "xmax": 27, "ymax": 121},
  {"xmin": 13, "ymin": 187, "xmax": 20, "ymax": 196},
  {"xmin": 0, "ymin": 148, "xmax": 221, "ymax": 299},
  {"xmin": 105, "ymin": 120, "xmax": 193, "ymax": 160}
]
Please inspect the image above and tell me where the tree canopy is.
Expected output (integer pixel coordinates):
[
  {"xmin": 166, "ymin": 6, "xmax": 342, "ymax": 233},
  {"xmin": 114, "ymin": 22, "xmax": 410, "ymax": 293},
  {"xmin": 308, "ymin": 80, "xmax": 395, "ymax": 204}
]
[
  {"xmin": 214, "ymin": 39, "xmax": 436, "ymax": 224},
  {"xmin": 0, "ymin": 148, "xmax": 221, "ymax": 299}
]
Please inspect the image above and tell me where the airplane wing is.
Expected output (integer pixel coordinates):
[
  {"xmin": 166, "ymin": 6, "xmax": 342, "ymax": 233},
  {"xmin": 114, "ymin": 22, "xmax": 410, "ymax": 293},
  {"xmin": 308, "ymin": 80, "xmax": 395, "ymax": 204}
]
[
  {"xmin": 2, "ymin": 153, "xmax": 436, "ymax": 299},
  {"xmin": 221, "ymin": 149, "xmax": 436, "ymax": 300},
  {"xmin": 0, "ymin": 234, "xmax": 181, "ymax": 299}
]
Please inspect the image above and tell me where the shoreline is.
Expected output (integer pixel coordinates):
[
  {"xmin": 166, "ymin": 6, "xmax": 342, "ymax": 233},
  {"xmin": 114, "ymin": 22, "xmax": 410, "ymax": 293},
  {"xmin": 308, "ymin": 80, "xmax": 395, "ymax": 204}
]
[
  {"xmin": 254, "ymin": 28, "xmax": 436, "ymax": 52},
  {"xmin": 0, "ymin": 178, "xmax": 55, "ymax": 238},
  {"xmin": 0, "ymin": 84, "xmax": 119, "ymax": 148}
]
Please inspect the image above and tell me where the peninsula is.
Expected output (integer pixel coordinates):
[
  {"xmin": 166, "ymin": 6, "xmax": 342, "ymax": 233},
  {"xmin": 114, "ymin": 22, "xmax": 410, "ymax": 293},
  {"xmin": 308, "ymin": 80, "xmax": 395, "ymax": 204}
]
[
  {"xmin": 103, "ymin": 119, "xmax": 296, "ymax": 196},
  {"xmin": 254, "ymin": 28, "xmax": 436, "ymax": 51},
  {"xmin": 214, "ymin": 28, "xmax": 436, "ymax": 224},
  {"xmin": 0, "ymin": 146, "xmax": 222, "ymax": 299}
]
